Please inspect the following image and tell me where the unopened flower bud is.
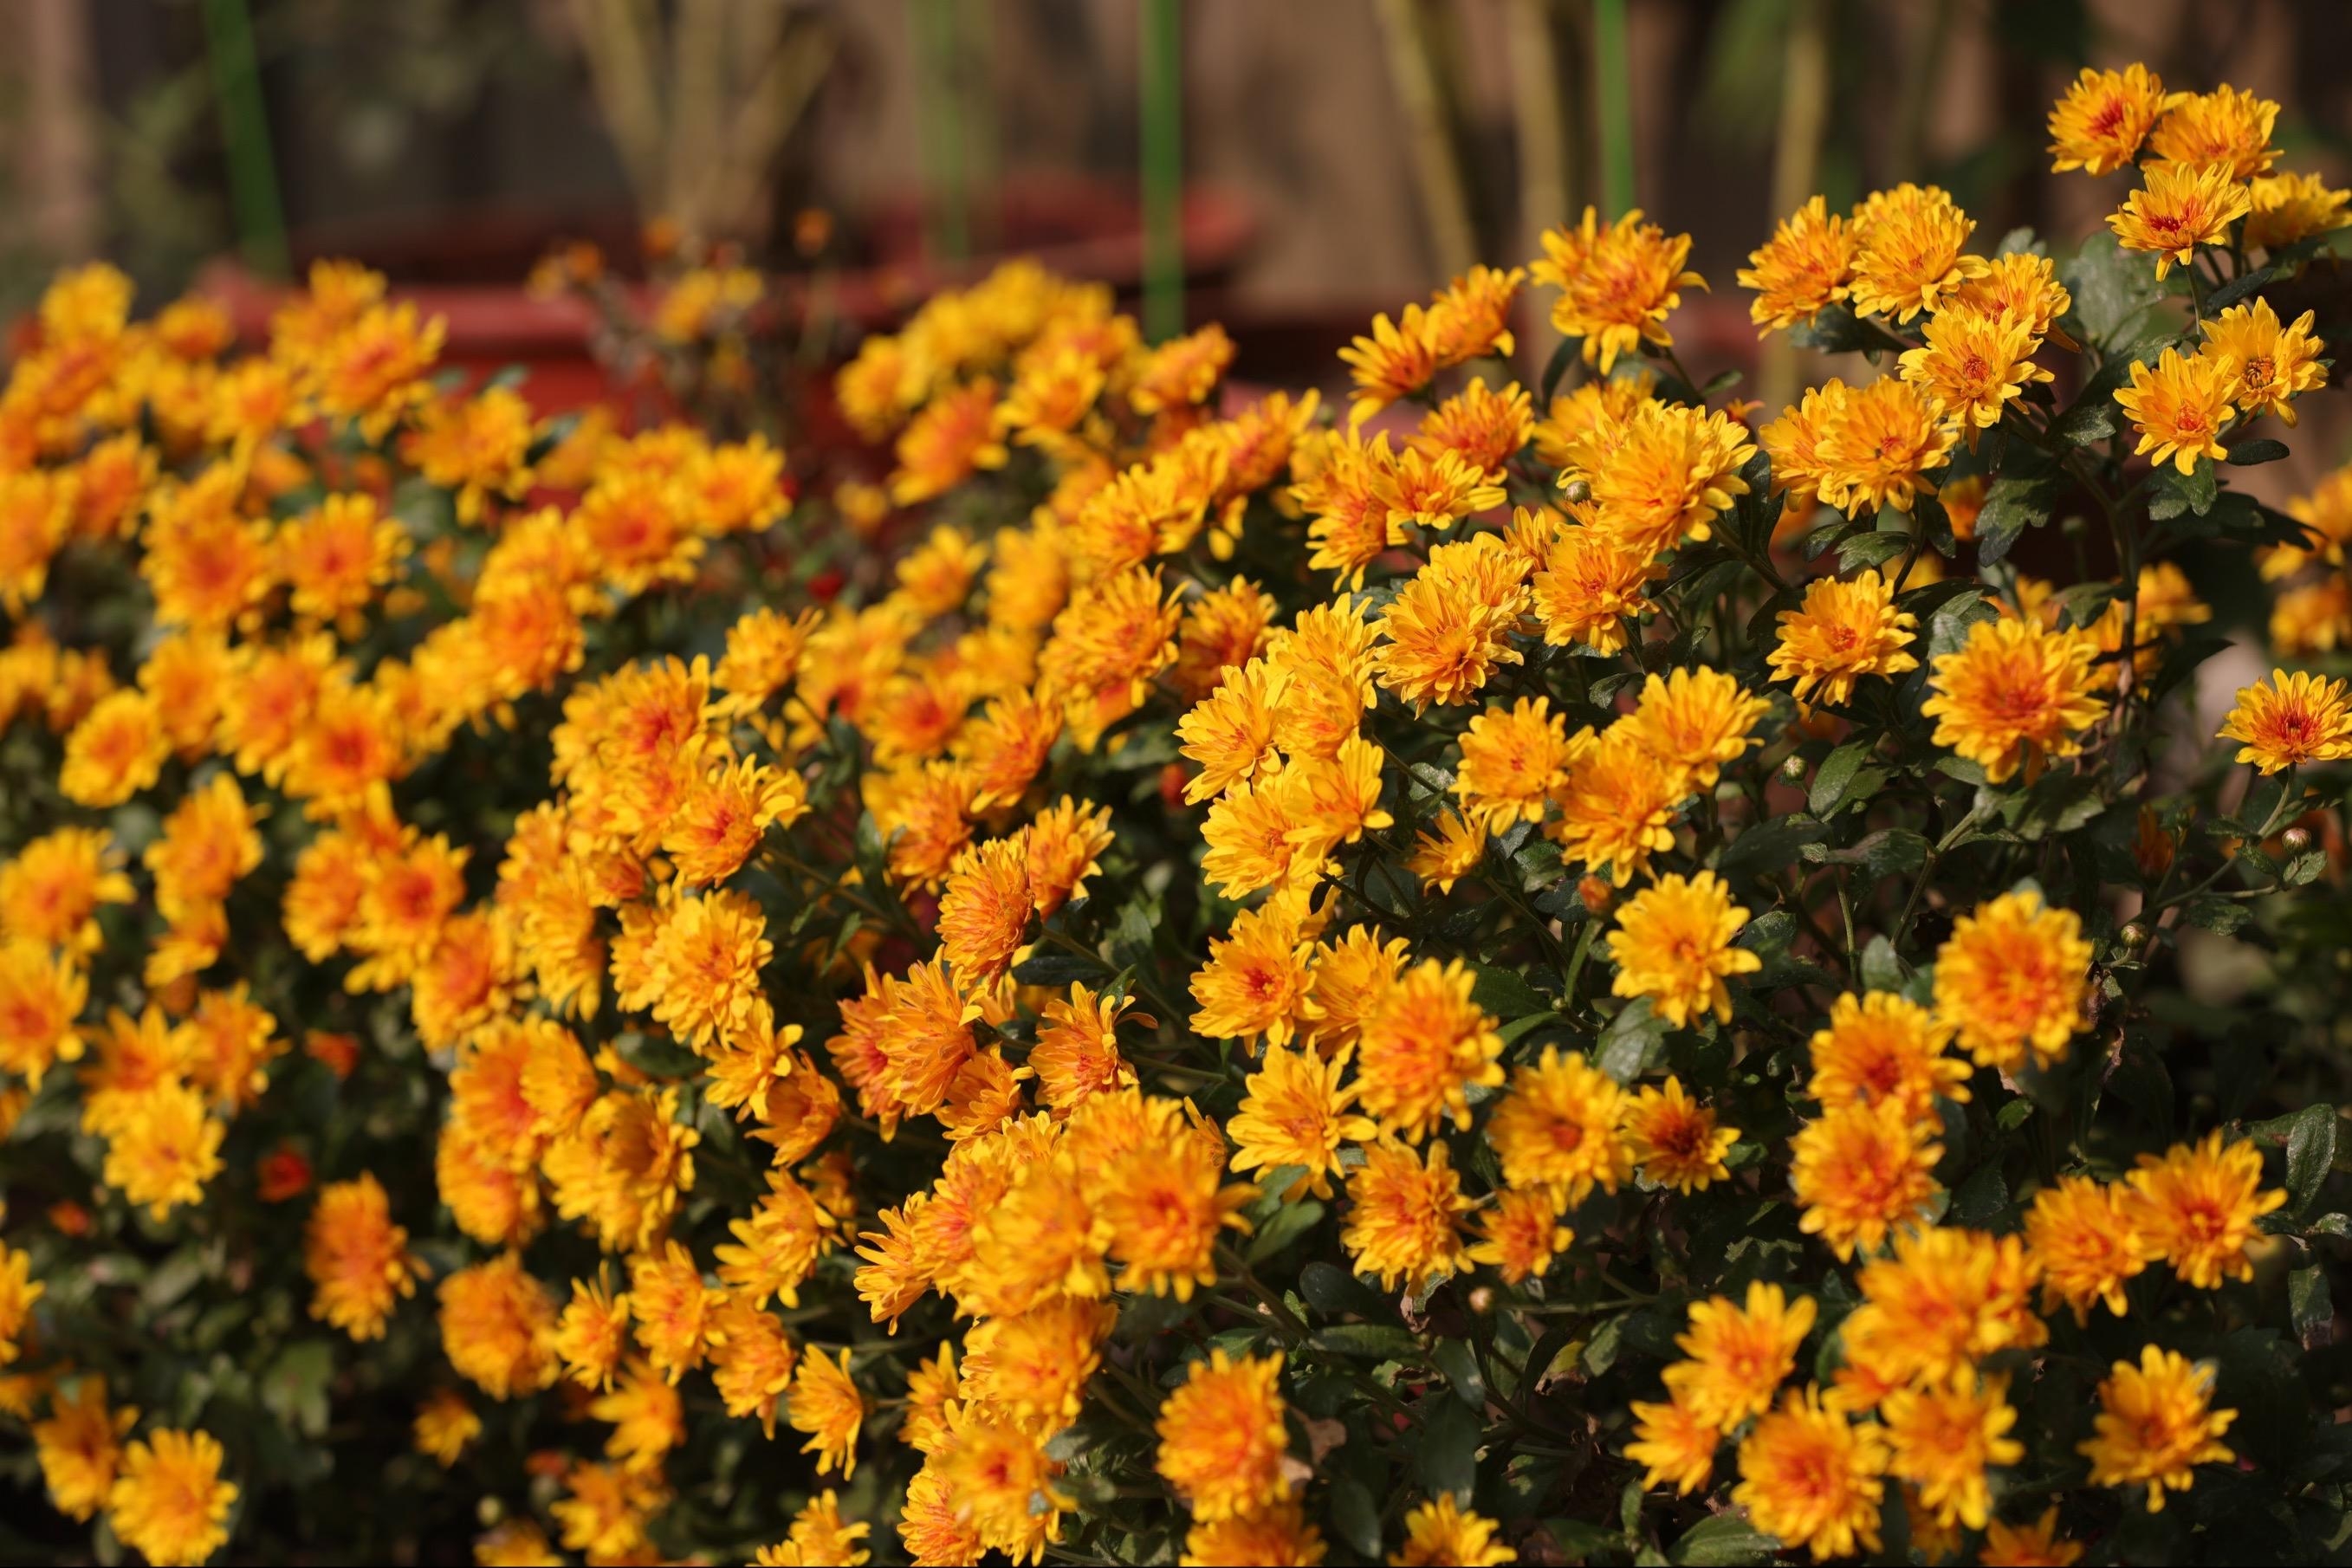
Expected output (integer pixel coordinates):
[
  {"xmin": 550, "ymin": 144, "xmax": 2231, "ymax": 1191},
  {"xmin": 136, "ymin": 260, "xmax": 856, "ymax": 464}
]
[
  {"xmin": 1562, "ymin": 478, "xmax": 1591, "ymax": 505},
  {"xmin": 1468, "ymin": 1286, "xmax": 1495, "ymax": 1315},
  {"xmin": 1779, "ymin": 755, "xmax": 1808, "ymax": 784},
  {"xmin": 2119, "ymin": 922, "xmax": 2149, "ymax": 949},
  {"xmin": 2283, "ymin": 826, "xmax": 2312, "ymax": 852},
  {"xmin": 1578, "ymin": 875, "xmax": 1615, "ymax": 917}
]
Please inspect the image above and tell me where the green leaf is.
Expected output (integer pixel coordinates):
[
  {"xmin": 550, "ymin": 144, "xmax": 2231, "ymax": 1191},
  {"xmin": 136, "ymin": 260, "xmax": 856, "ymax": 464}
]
[
  {"xmin": 1786, "ymin": 303, "xmax": 1880, "ymax": 354},
  {"xmin": 1472, "ymin": 964, "xmax": 1556, "ymax": 1020},
  {"xmin": 1299, "ymin": 1261, "xmax": 1390, "ymax": 1319},
  {"xmin": 1332, "ymin": 1474, "xmax": 1385, "ymax": 1559},
  {"xmin": 2063, "ymin": 230, "xmax": 2167, "ymax": 347},
  {"xmin": 1668, "ymin": 1512, "xmax": 1780, "ymax": 1565},
  {"xmin": 2049, "ymin": 356, "xmax": 2133, "ymax": 445},
  {"xmin": 1547, "ymin": 1519, "xmax": 1634, "ymax": 1560},
  {"xmin": 2206, "ymin": 264, "xmax": 2280, "ymax": 312},
  {"xmin": 1950, "ymin": 1161, "xmax": 2010, "ymax": 1226},
  {"xmin": 1836, "ymin": 530, "xmax": 1910, "ymax": 573},
  {"xmin": 1973, "ymin": 474, "xmax": 2063, "ymax": 564},
  {"xmin": 1716, "ymin": 816, "xmax": 1828, "ymax": 880},
  {"xmin": 1312, "ymin": 1323, "xmax": 1423, "ymax": 1359},
  {"xmin": 1808, "ymin": 739, "xmax": 1876, "ymax": 818},
  {"xmin": 262, "ymin": 1340, "xmax": 335, "ymax": 1441},
  {"xmin": 1807, "ymin": 828, "xmax": 1929, "ymax": 881},
  {"xmin": 2180, "ymin": 895, "xmax": 2253, "ymax": 935},
  {"xmin": 1859, "ymin": 934, "xmax": 1906, "ymax": 993},
  {"xmin": 1598, "ymin": 1001, "xmax": 1671, "ymax": 1081},
  {"xmin": 2291, "ymin": 1264, "xmax": 2335, "ymax": 1349},
  {"xmin": 1539, "ymin": 338, "xmax": 1579, "ymax": 405},
  {"xmin": 1583, "ymin": 1314, "xmax": 1625, "ymax": 1376},
  {"xmin": 1246, "ymin": 1199, "xmax": 1325, "ymax": 1265},
  {"xmin": 1432, "ymin": 1338, "xmax": 1489, "ymax": 1410},
  {"xmin": 2148, "ymin": 459, "xmax": 2219, "ymax": 520},
  {"xmin": 2287, "ymin": 1103, "xmax": 2339, "ymax": 1216},
  {"xmin": 2227, "ymin": 437, "xmax": 2290, "ymax": 466},
  {"xmin": 2284, "ymin": 850, "xmax": 2328, "ymax": 887},
  {"xmin": 1009, "ymin": 949, "xmax": 1110, "ymax": 986},
  {"xmin": 1417, "ymin": 1396, "xmax": 1482, "ymax": 1500}
]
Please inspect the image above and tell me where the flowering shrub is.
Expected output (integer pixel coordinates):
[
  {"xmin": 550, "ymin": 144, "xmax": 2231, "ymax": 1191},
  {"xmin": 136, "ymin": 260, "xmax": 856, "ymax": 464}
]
[{"xmin": 4, "ymin": 61, "xmax": 2352, "ymax": 1568}]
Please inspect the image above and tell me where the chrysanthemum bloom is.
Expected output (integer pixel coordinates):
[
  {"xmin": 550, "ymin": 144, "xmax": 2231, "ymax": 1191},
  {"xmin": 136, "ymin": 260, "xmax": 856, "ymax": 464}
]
[
  {"xmin": 1341, "ymin": 1137, "xmax": 1475, "ymax": 1292},
  {"xmin": 1405, "ymin": 809, "xmax": 1487, "ymax": 893},
  {"xmin": 1376, "ymin": 444, "xmax": 1506, "ymax": 534},
  {"xmin": 964, "ymin": 1146, "xmax": 1110, "ymax": 1318},
  {"xmin": 106, "ymin": 1428, "xmax": 238, "ymax": 1568},
  {"xmin": 1818, "ymin": 376, "xmax": 1957, "ymax": 515},
  {"xmin": 0, "ymin": 1241, "xmax": 39, "ymax": 1368},
  {"xmin": 716, "ymin": 1172, "xmax": 837, "ymax": 1309},
  {"xmin": 2123, "ymin": 1131, "xmax": 2286, "ymax": 1290},
  {"xmin": 35, "ymin": 1376, "xmax": 135, "ymax": 1522},
  {"xmin": 1790, "ymin": 1098, "xmax": 1942, "ymax": 1260},
  {"xmin": 1932, "ymin": 890, "xmax": 2093, "ymax": 1070},
  {"xmin": 1154, "ymin": 1349, "xmax": 1293, "ymax": 1521},
  {"xmin": 1339, "ymin": 303, "xmax": 1446, "ymax": 427},
  {"xmin": 890, "ymin": 377, "xmax": 1008, "ymax": 504},
  {"xmin": 1412, "ymin": 377, "xmax": 1533, "ymax": 479},
  {"xmin": 402, "ymin": 383, "xmax": 535, "ymax": 521},
  {"xmin": 1982, "ymin": 1506, "xmax": 2085, "ymax": 1567},
  {"xmin": 1301, "ymin": 923, "xmax": 1409, "ymax": 1052},
  {"xmin": 411, "ymin": 1389, "xmax": 480, "ymax": 1468},
  {"xmin": 1768, "ymin": 572, "xmax": 1922, "ymax": 715},
  {"xmin": 940, "ymin": 1403, "xmax": 1077, "ymax": 1561},
  {"xmin": 788, "ymin": 1345, "xmax": 867, "ymax": 1479},
  {"xmin": 2080, "ymin": 1344, "xmax": 2237, "ymax": 1512},
  {"xmin": 549, "ymin": 1459, "xmax": 664, "ymax": 1563},
  {"xmin": 1547, "ymin": 724, "xmax": 1684, "ymax": 886},
  {"xmin": 1092, "ymin": 1111, "xmax": 1255, "ymax": 1300},
  {"xmin": 1535, "ymin": 207, "xmax": 1706, "ymax": 372},
  {"xmin": 275, "ymin": 491, "xmax": 411, "ymax": 624},
  {"xmin": 2047, "ymin": 63, "xmax": 2172, "ymax": 174},
  {"xmin": 437, "ymin": 1253, "xmax": 559, "ymax": 1400},
  {"xmin": 660, "ymin": 755, "xmax": 807, "ymax": 886},
  {"xmin": 1177, "ymin": 660, "xmax": 1284, "ymax": 805},
  {"xmin": 1879, "ymin": 1370, "xmax": 2022, "ymax": 1531},
  {"xmin": 1388, "ymin": 1494, "xmax": 1516, "ymax": 1567},
  {"xmin": 2246, "ymin": 169, "xmax": 2352, "ymax": 250},
  {"xmin": 100, "ymin": 1082, "xmax": 224, "ymax": 1220},
  {"xmin": 1806, "ymin": 989, "xmax": 1970, "ymax": 1121},
  {"xmin": 1757, "ymin": 378, "xmax": 1846, "ymax": 502},
  {"xmin": 1020, "ymin": 796, "xmax": 1114, "ymax": 919},
  {"xmin": 1898, "ymin": 304, "xmax": 2051, "ymax": 435},
  {"xmin": 2149, "ymin": 83, "xmax": 2280, "ymax": 178},
  {"xmin": 1190, "ymin": 902, "xmax": 1316, "ymax": 1047},
  {"xmin": 1662, "ymin": 1281, "xmax": 1817, "ymax": 1432},
  {"xmin": 1840, "ymin": 1227, "xmax": 2044, "ymax": 1392},
  {"xmin": 2114, "ymin": 342, "xmax": 2241, "ymax": 475},
  {"xmin": 583, "ymin": 1357, "xmax": 686, "ymax": 1476},
  {"xmin": 753, "ymin": 1490, "xmax": 873, "ymax": 1568},
  {"xmin": 2203, "ymin": 297, "xmax": 2326, "ymax": 424},
  {"xmin": 303, "ymin": 1173, "xmax": 423, "ymax": 1341},
  {"xmin": 2218, "ymin": 667, "xmax": 2352, "ymax": 774},
  {"xmin": 1180, "ymin": 1499, "xmax": 1326, "ymax": 1568},
  {"xmin": 1582, "ymin": 402, "xmax": 1755, "ymax": 560},
  {"xmin": 2109, "ymin": 162, "xmax": 2253, "ymax": 279},
  {"xmin": 2025, "ymin": 1173, "xmax": 2146, "ymax": 1322},
  {"xmin": 1626, "ymin": 667, "xmax": 1768, "ymax": 792},
  {"xmin": 0, "ymin": 938, "xmax": 88, "ymax": 1086},
  {"xmin": 0, "ymin": 470, "xmax": 73, "ymax": 614},
  {"xmin": 1228, "ymin": 1042, "xmax": 1368, "ymax": 1199},
  {"xmin": 1372, "ymin": 535, "xmax": 1530, "ymax": 712},
  {"xmin": 1606, "ymin": 871, "xmax": 1762, "ymax": 1028},
  {"xmin": 1923, "ymin": 616, "xmax": 2107, "ymax": 784},
  {"xmin": 1958, "ymin": 250, "xmax": 2076, "ymax": 340},
  {"xmin": 706, "ymin": 1297, "xmax": 798, "ymax": 1435},
  {"xmin": 1487, "ymin": 1045, "xmax": 1633, "ymax": 1202},
  {"xmin": 1465, "ymin": 1184, "xmax": 1573, "ymax": 1283},
  {"xmin": 138, "ymin": 630, "xmax": 236, "ymax": 759},
  {"xmin": 1455, "ymin": 697, "xmax": 1578, "ymax": 830},
  {"xmin": 1040, "ymin": 564, "xmax": 1183, "ymax": 749},
  {"xmin": 1353, "ymin": 958, "xmax": 1505, "ymax": 1140},
  {"xmin": 554, "ymin": 1270, "xmax": 632, "ymax": 1391},
  {"xmin": 1628, "ymin": 1389, "xmax": 1720, "ymax": 1496},
  {"xmin": 1531, "ymin": 520, "xmax": 1661, "ymax": 653},
  {"xmin": 1028, "ymin": 982, "xmax": 1143, "ymax": 1115},
  {"xmin": 1740, "ymin": 194, "xmax": 1859, "ymax": 332},
  {"xmin": 1283, "ymin": 735, "xmax": 1395, "ymax": 863},
  {"xmin": 59, "ymin": 688, "xmax": 168, "ymax": 807},
  {"xmin": 895, "ymin": 1461, "xmax": 985, "ymax": 1566},
  {"xmin": 1849, "ymin": 184, "xmax": 1988, "ymax": 321},
  {"xmin": 1425, "ymin": 263, "xmax": 1524, "ymax": 366},
  {"xmin": 963, "ymin": 1297, "xmax": 1115, "ymax": 1431},
  {"xmin": 1621, "ymin": 1076, "xmax": 1740, "ymax": 1193},
  {"xmin": 1732, "ymin": 1386, "xmax": 1887, "ymax": 1559}
]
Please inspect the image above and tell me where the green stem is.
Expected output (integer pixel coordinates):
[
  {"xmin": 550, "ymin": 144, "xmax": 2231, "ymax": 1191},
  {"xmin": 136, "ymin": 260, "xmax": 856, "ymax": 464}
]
[
  {"xmin": 1140, "ymin": 0, "xmax": 1186, "ymax": 343},
  {"xmin": 201, "ymin": 0, "xmax": 289, "ymax": 278},
  {"xmin": 911, "ymin": 0, "xmax": 969, "ymax": 263},
  {"xmin": 1591, "ymin": 0, "xmax": 1636, "ymax": 217}
]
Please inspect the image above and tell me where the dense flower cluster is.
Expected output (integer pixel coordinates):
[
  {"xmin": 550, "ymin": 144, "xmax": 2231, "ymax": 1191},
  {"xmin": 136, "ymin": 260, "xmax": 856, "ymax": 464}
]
[{"xmin": 0, "ymin": 60, "xmax": 2349, "ymax": 1568}]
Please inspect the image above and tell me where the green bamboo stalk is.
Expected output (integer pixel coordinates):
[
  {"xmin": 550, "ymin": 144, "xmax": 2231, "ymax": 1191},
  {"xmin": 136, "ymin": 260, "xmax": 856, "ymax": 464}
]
[
  {"xmin": 1758, "ymin": 0, "xmax": 1830, "ymax": 416},
  {"xmin": 1372, "ymin": 0, "xmax": 1478, "ymax": 281},
  {"xmin": 1139, "ymin": 0, "xmax": 1184, "ymax": 342},
  {"xmin": 1591, "ymin": 0, "xmax": 1635, "ymax": 217},
  {"xmin": 200, "ymin": 0, "xmax": 289, "ymax": 278}
]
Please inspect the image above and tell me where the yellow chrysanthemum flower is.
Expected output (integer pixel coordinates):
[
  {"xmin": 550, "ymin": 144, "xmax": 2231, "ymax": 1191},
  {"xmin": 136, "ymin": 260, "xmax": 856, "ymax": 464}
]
[
  {"xmin": 1155, "ymin": 1349, "xmax": 1293, "ymax": 1521},
  {"xmin": 2079, "ymin": 1344, "xmax": 2237, "ymax": 1513},
  {"xmin": 1486, "ymin": 1045, "xmax": 1632, "ymax": 1203},
  {"xmin": 107, "ymin": 1428, "xmax": 239, "ymax": 1568},
  {"xmin": 1605, "ymin": 871, "xmax": 1762, "ymax": 1028},
  {"xmin": 1932, "ymin": 889, "xmax": 2093, "ymax": 1071},
  {"xmin": 1922, "ymin": 615, "xmax": 2107, "ymax": 784},
  {"xmin": 2047, "ymin": 63, "xmax": 2173, "ymax": 175},
  {"xmin": 2122, "ymin": 1131, "xmax": 2287, "ymax": 1290},
  {"xmin": 2109, "ymin": 162, "xmax": 2252, "ymax": 279},
  {"xmin": 1739, "ymin": 194, "xmax": 1858, "ymax": 334},
  {"xmin": 1731, "ymin": 1386, "xmax": 1887, "ymax": 1560},
  {"xmin": 1881, "ymin": 1370, "xmax": 2023, "ymax": 1530},
  {"xmin": 1621, "ymin": 1075, "xmax": 1739, "ymax": 1194},
  {"xmin": 2217, "ymin": 666, "xmax": 2352, "ymax": 774},
  {"xmin": 1663, "ymin": 1281, "xmax": 1817, "ymax": 1430},
  {"xmin": 2202, "ymin": 297, "xmax": 2327, "ymax": 424},
  {"xmin": 1790, "ymin": 1098, "xmax": 1942, "ymax": 1260}
]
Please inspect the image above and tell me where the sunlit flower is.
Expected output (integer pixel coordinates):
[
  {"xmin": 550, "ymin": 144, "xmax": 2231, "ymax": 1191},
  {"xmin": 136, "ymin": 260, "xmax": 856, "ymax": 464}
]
[
  {"xmin": 1353, "ymin": 958, "xmax": 1504, "ymax": 1140},
  {"xmin": 1341, "ymin": 1137, "xmax": 1474, "ymax": 1293},
  {"xmin": 1628, "ymin": 1390, "xmax": 1719, "ymax": 1496},
  {"xmin": 1156, "ymin": 1349, "xmax": 1293, "ymax": 1521},
  {"xmin": 107, "ymin": 1428, "xmax": 238, "ymax": 1568},
  {"xmin": 2123, "ymin": 1131, "xmax": 2286, "ymax": 1290},
  {"xmin": 1486, "ymin": 1046, "xmax": 1631, "ymax": 1203},
  {"xmin": 1982, "ymin": 1506, "xmax": 2085, "ymax": 1567},
  {"xmin": 1923, "ymin": 616, "xmax": 2106, "ymax": 784},
  {"xmin": 2246, "ymin": 169, "xmax": 2351, "ymax": 250},
  {"xmin": 1182, "ymin": 1500, "xmax": 1327, "ymax": 1568},
  {"xmin": 1228, "ymin": 1041, "xmax": 1367, "ymax": 1199},
  {"xmin": 2202, "ymin": 297, "xmax": 2326, "ymax": 424},
  {"xmin": 1533, "ymin": 207, "xmax": 1706, "ymax": 372},
  {"xmin": 1389, "ymin": 1495, "xmax": 1516, "ymax": 1567},
  {"xmin": 1621, "ymin": 1076, "xmax": 1738, "ymax": 1193},
  {"xmin": 1740, "ymin": 195, "xmax": 1859, "ymax": 333},
  {"xmin": 788, "ymin": 1345, "xmax": 867, "ymax": 1479},
  {"xmin": 1849, "ymin": 184, "xmax": 1988, "ymax": 322},
  {"xmin": 1899, "ymin": 304, "xmax": 2051, "ymax": 434},
  {"xmin": 1790, "ymin": 1098, "xmax": 1942, "ymax": 1260},
  {"xmin": 1530, "ymin": 518, "xmax": 1661, "ymax": 653},
  {"xmin": 304, "ymin": 1172, "xmax": 423, "ymax": 1341},
  {"xmin": 1818, "ymin": 376, "xmax": 1956, "ymax": 515},
  {"xmin": 1881, "ymin": 1370, "xmax": 2021, "ymax": 1530},
  {"xmin": 1732, "ymin": 1386, "xmax": 1885, "ymax": 1560},
  {"xmin": 2080, "ymin": 1344, "xmax": 2236, "ymax": 1513},
  {"xmin": 1607, "ymin": 871, "xmax": 1761, "ymax": 1028},
  {"xmin": 1665, "ymin": 1282, "xmax": 1817, "ymax": 1430},
  {"xmin": 1807, "ymin": 990, "xmax": 1969, "ymax": 1121},
  {"xmin": 1468, "ymin": 1185, "xmax": 1574, "ymax": 1283},
  {"xmin": 1933, "ymin": 890, "xmax": 2092, "ymax": 1071},
  {"xmin": 2109, "ymin": 162, "xmax": 2252, "ymax": 278},
  {"xmin": 2047, "ymin": 63, "xmax": 2172, "ymax": 174},
  {"xmin": 2149, "ymin": 84, "xmax": 2279, "ymax": 179},
  {"xmin": 1768, "ymin": 570, "xmax": 1919, "ymax": 709}
]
